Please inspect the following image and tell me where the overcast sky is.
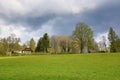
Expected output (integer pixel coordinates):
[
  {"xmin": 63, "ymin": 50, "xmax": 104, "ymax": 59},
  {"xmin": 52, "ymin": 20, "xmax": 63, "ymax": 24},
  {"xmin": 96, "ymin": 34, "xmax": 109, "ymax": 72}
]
[{"xmin": 0, "ymin": 0, "xmax": 120, "ymax": 44}]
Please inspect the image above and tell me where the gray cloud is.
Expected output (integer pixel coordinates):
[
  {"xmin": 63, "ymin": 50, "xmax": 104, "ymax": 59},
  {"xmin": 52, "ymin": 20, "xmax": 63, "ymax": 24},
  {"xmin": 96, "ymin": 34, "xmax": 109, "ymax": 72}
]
[
  {"xmin": 0, "ymin": 0, "xmax": 120, "ymax": 43},
  {"xmin": 0, "ymin": 0, "xmax": 107, "ymax": 24},
  {"xmin": 49, "ymin": 1, "xmax": 120, "ymax": 37},
  {"xmin": 80, "ymin": 1, "xmax": 120, "ymax": 36}
]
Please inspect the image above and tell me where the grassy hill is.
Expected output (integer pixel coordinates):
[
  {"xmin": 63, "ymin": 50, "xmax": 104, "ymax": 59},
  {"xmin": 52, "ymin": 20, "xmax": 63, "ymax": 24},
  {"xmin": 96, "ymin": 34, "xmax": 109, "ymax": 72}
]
[{"xmin": 0, "ymin": 53, "xmax": 120, "ymax": 80}]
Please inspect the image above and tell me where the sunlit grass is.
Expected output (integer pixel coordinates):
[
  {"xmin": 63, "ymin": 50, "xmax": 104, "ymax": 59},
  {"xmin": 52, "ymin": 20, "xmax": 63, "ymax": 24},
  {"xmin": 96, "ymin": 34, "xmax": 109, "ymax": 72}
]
[{"xmin": 0, "ymin": 53, "xmax": 120, "ymax": 80}]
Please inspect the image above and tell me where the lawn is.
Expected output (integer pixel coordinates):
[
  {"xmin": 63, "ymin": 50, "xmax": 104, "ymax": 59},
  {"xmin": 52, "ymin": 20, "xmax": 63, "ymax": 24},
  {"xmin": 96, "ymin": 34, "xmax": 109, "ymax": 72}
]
[{"xmin": 0, "ymin": 53, "xmax": 120, "ymax": 80}]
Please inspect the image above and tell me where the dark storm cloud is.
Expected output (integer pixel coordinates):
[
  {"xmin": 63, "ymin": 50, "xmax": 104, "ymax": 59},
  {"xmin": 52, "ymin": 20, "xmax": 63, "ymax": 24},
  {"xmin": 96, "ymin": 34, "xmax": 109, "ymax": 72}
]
[
  {"xmin": 80, "ymin": 1, "xmax": 120, "ymax": 35},
  {"xmin": 50, "ymin": 1, "xmax": 120, "ymax": 36},
  {"xmin": 0, "ymin": 13, "xmax": 56, "ymax": 29}
]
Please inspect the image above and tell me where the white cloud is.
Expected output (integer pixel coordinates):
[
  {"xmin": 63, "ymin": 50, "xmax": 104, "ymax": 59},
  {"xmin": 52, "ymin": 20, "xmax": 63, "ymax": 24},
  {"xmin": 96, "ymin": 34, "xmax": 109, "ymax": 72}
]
[
  {"xmin": 0, "ymin": 19, "xmax": 27, "ymax": 40},
  {"xmin": 95, "ymin": 32, "xmax": 109, "ymax": 47},
  {"xmin": 0, "ymin": 17, "xmax": 58, "ymax": 44}
]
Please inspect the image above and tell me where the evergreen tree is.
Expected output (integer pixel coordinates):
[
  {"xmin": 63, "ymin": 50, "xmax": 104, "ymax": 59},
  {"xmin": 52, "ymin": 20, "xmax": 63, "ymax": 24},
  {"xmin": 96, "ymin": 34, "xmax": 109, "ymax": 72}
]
[
  {"xmin": 115, "ymin": 39, "xmax": 120, "ymax": 52},
  {"xmin": 108, "ymin": 27, "xmax": 118, "ymax": 43},
  {"xmin": 108, "ymin": 27, "xmax": 119, "ymax": 52},
  {"xmin": 35, "ymin": 37, "xmax": 44, "ymax": 52},
  {"xmin": 35, "ymin": 33, "xmax": 50, "ymax": 53},
  {"xmin": 42, "ymin": 33, "xmax": 50, "ymax": 53}
]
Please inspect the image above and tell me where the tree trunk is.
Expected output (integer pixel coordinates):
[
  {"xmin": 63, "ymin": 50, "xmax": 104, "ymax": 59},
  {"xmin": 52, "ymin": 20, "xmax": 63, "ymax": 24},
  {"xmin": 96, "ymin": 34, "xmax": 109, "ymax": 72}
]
[{"xmin": 80, "ymin": 38, "xmax": 83, "ymax": 53}]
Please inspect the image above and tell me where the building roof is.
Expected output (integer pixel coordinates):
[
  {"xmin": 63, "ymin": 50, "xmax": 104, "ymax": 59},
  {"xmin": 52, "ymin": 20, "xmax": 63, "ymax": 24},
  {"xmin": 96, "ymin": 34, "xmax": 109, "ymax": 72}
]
[{"xmin": 22, "ymin": 48, "xmax": 33, "ymax": 52}]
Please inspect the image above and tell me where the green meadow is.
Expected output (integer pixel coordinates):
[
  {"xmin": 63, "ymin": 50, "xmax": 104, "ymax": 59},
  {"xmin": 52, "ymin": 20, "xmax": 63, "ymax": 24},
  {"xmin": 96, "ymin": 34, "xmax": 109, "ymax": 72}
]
[{"xmin": 0, "ymin": 53, "xmax": 120, "ymax": 80}]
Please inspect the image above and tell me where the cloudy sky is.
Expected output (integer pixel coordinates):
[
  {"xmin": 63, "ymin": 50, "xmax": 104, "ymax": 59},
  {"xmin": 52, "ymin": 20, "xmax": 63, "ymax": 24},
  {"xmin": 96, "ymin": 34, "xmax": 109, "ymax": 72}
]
[{"xmin": 0, "ymin": 0, "xmax": 120, "ymax": 44}]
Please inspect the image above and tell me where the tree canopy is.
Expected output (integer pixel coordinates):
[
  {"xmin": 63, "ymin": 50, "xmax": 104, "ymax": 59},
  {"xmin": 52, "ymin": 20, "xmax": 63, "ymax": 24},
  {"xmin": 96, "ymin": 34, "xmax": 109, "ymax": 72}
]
[{"xmin": 73, "ymin": 22, "xmax": 93, "ymax": 53}]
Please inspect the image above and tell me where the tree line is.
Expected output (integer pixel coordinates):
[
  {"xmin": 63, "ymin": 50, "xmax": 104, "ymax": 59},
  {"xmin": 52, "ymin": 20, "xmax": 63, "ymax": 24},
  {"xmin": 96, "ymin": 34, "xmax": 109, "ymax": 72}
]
[{"xmin": 0, "ymin": 22, "xmax": 120, "ymax": 55}]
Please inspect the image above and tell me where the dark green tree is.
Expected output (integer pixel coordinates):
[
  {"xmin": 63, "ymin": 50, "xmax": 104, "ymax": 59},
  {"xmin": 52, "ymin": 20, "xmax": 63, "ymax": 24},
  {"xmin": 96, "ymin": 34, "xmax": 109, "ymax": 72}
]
[
  {"xmin": 115, "ymin": 39, "xmax": 120, "ymax": 52},
  {"xmin": 108, "ymin": 27, "xmax": 119, "ymax": 52},
  {"xmin": 35, "ymin": 33, "xmax": 50, "ymax": 53},
  {"xmin": 73, "ymin": 22, "xmax": 93, "ymax": 53},
  {"xmin": 35, "ymin": 37, "xmax": 44, "ymax": 52},
  {"xmin": 108, "ymin": 27, "xmax": 118, "ymax": 43},
  {"xmin": 42, "ymin": 33, "xmax": 50, "ymax": 53}
]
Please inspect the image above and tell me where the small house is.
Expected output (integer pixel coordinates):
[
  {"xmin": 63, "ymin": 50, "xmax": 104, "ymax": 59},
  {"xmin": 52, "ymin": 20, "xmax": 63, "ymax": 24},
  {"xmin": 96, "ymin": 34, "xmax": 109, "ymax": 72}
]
[{"xmin": 22, "ymin": 48, "xmax": 33, "ymax": 54}]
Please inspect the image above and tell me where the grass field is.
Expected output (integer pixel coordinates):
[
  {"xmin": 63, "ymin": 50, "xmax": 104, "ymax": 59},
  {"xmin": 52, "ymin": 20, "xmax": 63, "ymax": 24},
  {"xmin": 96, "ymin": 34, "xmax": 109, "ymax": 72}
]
[{"xmin": 0, "ymin": 53, "xmax": 120, "ymax": 80}]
